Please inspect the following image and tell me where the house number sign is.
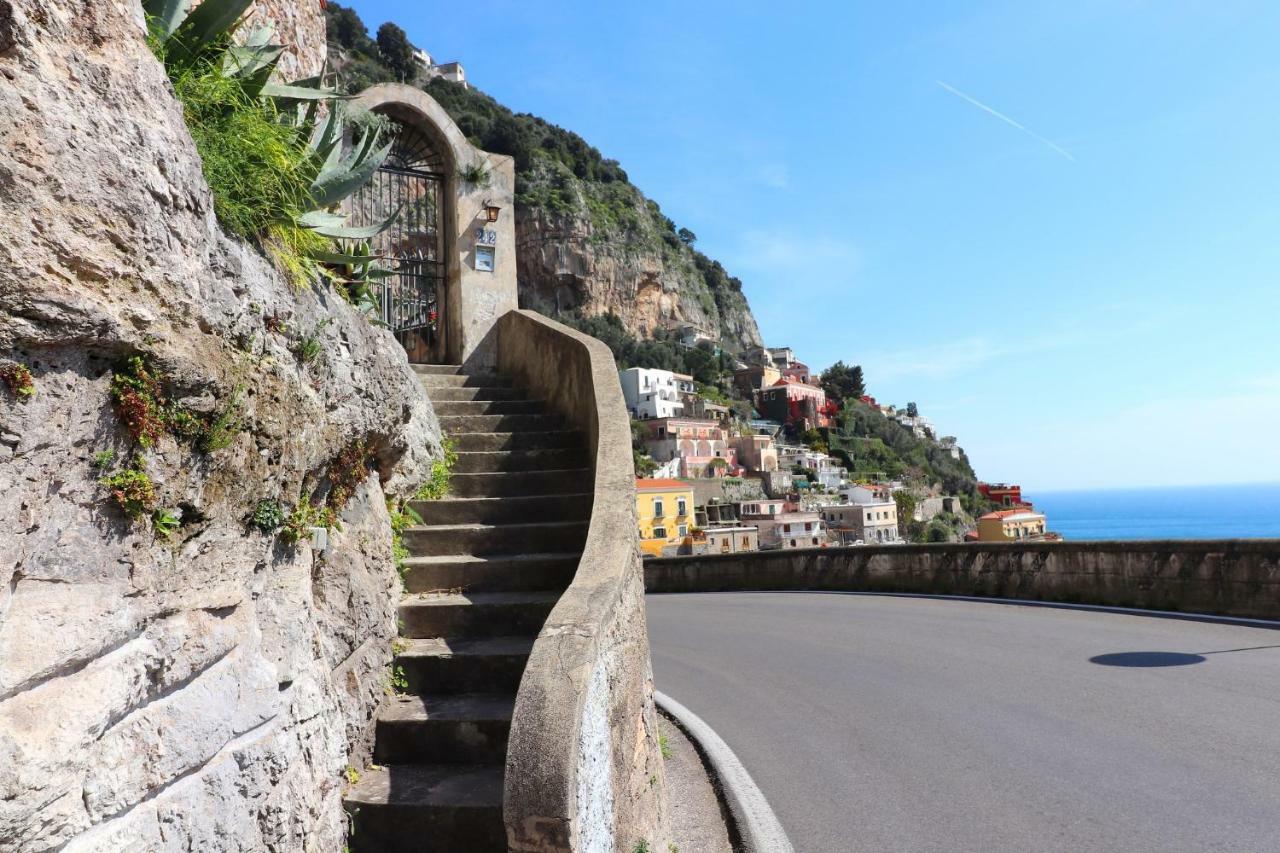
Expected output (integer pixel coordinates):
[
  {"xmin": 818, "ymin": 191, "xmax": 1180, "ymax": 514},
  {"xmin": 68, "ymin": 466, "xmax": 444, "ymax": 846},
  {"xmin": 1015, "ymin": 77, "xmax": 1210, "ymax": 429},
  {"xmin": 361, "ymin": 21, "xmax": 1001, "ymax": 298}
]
[
  {"xmin": 474, "ymin": 227, "xmax": 497, "ymax": 272},
  {"xmin": 475, "ymin": 228, "xmax": 498, "ymax": 246}
]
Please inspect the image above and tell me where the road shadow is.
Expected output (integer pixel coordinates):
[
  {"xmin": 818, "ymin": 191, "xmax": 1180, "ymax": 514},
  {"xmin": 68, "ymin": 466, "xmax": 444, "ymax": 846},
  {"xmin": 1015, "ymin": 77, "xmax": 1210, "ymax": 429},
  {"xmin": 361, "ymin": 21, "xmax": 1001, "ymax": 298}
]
[{"xmin": 1090, "ymin": 645, "xmax": 1280, "ymax": 667}]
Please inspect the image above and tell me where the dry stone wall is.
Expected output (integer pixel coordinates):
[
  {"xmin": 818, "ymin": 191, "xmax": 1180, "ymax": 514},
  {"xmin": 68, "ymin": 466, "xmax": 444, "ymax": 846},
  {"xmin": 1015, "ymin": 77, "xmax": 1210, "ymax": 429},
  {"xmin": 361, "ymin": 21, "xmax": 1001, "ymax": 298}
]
[{"xmin": 0, "ymin": 1, "xmax": 436, "ymax": 850}]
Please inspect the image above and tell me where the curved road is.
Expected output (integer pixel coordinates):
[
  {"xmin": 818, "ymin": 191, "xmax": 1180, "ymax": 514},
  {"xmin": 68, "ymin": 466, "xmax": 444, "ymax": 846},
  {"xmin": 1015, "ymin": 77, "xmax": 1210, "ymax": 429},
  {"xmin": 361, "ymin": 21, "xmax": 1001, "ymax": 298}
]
[{"xmin": 647, "ymin": 592, "xmax": 1280, "ymax": 853}]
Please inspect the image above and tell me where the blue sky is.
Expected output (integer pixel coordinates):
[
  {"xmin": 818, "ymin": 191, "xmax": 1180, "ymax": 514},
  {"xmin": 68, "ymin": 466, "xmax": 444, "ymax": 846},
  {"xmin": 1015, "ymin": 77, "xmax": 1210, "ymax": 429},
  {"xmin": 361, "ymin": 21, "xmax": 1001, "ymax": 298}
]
[{"xmin": 348, "ymin": 0, "xmax": 1280, "ymax": 492}]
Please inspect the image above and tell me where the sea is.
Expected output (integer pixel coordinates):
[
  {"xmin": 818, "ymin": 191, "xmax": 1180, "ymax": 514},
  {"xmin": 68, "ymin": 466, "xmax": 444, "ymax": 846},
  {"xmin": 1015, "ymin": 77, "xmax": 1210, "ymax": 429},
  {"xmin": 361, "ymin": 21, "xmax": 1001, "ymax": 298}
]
[{"xmin": 1030, "ymin": 483, "xmax": 1280, "ymax": 541}]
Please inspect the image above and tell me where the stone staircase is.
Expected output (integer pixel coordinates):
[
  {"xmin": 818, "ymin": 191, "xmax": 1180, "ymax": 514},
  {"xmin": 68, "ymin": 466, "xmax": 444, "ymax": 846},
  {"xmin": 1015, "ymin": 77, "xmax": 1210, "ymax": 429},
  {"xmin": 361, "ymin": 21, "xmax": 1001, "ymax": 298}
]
[{"xmin": 344, "ymin": 364, "xmax": 592, "ymax": 852}]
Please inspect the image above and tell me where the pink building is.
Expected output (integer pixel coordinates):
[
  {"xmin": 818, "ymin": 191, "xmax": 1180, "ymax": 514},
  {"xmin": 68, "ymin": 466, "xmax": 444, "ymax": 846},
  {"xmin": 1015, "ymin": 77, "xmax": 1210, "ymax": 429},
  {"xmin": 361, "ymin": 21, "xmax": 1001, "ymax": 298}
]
[
  {"xmin": 643, "ymin": 417, "xmax": 738, "ymax": 477},
  {"xmin": 756, "ymin": 376, "xmax": 834, "ymax": 429}
]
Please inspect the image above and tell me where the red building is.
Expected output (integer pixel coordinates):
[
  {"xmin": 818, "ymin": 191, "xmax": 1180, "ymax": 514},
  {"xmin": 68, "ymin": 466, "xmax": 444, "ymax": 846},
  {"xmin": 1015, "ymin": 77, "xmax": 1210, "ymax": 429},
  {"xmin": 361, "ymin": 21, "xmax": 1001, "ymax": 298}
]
[
  {"xmin": 756, "ymin": 376, "xmax": 835, "ymax": 430},
  {"xmin": 978, "ymin": 483, "xmax": 1026, "ymax": 507}
]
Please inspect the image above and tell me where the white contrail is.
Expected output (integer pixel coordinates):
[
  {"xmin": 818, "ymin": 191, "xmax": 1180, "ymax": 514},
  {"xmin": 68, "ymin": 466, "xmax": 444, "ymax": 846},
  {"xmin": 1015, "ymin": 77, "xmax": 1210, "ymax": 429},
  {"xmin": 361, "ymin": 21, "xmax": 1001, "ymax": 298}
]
[{"xmin": 936, "ymin": 80, "xmax": 1075, "ymax": 162}]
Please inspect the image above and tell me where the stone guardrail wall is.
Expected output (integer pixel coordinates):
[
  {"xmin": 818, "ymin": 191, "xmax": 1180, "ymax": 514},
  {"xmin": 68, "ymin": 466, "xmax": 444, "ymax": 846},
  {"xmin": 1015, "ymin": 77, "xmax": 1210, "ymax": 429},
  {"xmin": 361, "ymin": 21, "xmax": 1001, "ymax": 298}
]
[
  {"xmin": 498, "ymin": 310, "xmax": 670, "ymax": 851},
  {"xmin": 645, "ymin": 541, "xmax": 1280, "ymax": 621}
]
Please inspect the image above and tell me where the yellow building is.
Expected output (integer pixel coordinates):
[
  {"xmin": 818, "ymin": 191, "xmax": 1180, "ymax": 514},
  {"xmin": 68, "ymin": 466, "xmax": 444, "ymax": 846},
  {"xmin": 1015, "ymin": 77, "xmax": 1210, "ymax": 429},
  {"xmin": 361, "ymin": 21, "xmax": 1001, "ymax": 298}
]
[
  {"xmin": 977, "ymin": 509, "xmax": 1048, "ymax": 542},
  {"xmin": 636, "ymin": 478, "xmax": 696, "ymax": 557}
]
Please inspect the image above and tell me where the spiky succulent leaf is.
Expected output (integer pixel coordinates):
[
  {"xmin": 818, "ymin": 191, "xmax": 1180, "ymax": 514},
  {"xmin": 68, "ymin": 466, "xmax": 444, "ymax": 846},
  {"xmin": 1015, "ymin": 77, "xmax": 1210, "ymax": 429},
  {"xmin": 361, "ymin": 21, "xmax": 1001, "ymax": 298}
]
[
  {"xmin": 166, "ymin": 0, "xmax": 253, "ymax": 66},
  {"xmin": 309, "ymin": 141, "xmax": 392, "ymax": 209},
  {"xmin": 142, "ymin": 0, "xmax": 193, "ymax": 41}
]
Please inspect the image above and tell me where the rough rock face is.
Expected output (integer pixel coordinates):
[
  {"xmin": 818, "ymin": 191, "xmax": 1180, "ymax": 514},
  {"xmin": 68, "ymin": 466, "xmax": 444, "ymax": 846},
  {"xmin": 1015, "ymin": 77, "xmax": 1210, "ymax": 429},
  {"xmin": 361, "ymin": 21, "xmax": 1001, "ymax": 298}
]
[
  {"xmin": 244, "ymin": 0, "xmax": 327, "ymax": 81},
  {"xmin": 516, "ymin": 204, "xmax": 764, "ymax": 355},
  {"xmin": 0, "ymin": 1, "xmax": 435, "ymax": 850}
]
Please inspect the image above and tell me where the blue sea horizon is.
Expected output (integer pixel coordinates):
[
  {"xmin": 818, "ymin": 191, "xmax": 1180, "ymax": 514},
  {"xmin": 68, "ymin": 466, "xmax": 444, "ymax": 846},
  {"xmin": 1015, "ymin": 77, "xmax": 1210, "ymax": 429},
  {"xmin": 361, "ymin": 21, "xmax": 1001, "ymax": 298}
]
[{"xmin": 1029, "ymin": 482, "xmax": 1280, "ymax": 541}]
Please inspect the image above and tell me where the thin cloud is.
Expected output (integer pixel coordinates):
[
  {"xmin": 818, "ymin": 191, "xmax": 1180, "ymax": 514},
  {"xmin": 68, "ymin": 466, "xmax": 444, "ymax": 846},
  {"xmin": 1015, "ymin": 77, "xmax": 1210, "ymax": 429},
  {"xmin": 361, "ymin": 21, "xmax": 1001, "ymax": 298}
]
[{"xmin": 936, "ymin": 80, "xmax": 1075, "ymax": 162}]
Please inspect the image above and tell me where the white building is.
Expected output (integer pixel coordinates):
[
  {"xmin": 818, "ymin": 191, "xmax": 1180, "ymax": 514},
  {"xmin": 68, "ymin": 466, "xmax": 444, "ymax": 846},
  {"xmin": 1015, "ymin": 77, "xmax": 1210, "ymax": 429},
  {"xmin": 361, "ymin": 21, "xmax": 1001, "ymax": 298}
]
[
  {"xmin": 620, "ymin": 367, "xmax": 684, "ymax": 420},
  {"xmin": 778, "ymin": 446, "xmax": 846, "ymax": 490},
  {"xmin": 820, "ymin": 501, "xmax": 900, "ymax": 545},
  {"xmin": 841, "ymin": 483, "xmax": 891, "ymax": 505},
  {"xmin": 775, "ymin": 512, "xmax": 827, "ymax": 549}
]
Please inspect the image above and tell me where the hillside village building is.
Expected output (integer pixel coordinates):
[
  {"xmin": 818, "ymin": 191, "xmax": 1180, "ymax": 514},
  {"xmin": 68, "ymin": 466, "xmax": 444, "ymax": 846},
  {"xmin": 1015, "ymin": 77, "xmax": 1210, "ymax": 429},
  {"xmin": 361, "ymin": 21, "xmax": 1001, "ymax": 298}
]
[
  {"xmin": 820, "ymin": 501, "xmax": 900, "ymax": 544},
  {"xmin": 977, "ymin": 509, "xmax": 1047, "ymax": 541},
  {"xmin": 733, "ymin": 433, "xmax": 779, "ymax": 473},
  {"xmin": 733, "ymin": 363, "xmax": 781, "ymax": 398},
  {"xmin": 641, "ymin": 417, "xmax": 737, "ymax": 477},
  {"xmin": 979, "ymin": 483, "xmax": 1026, "ymax": 507},
  {"xmin": 636, "ymin": 479, "xmax": 696, "ymax": 557},
  {"xmin": 703, "ymin": 526, "xmax": 760, "ymax": 554},
  {"xmin": 841, "ymin": 483, "xmax": 892, "ymax": 504},
  {"xmin": 757, "ymin": 376, "xmax": 833, "ymax": 430},
  {"xmin": 620, "ymin": 367, "xmax": 685, "ymax": 420}
]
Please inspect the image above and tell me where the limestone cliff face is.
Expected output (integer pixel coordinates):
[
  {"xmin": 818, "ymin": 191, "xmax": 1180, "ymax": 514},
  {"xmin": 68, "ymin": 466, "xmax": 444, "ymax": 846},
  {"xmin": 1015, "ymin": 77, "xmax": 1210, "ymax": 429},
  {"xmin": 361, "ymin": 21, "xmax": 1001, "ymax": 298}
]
[
  {"xmin": 513, "ymin": 164, "xmax": 764, "ymax": 354},
  {"xmin": 0, "ymin": 2, "xmax": 435, "ymax": 850}
]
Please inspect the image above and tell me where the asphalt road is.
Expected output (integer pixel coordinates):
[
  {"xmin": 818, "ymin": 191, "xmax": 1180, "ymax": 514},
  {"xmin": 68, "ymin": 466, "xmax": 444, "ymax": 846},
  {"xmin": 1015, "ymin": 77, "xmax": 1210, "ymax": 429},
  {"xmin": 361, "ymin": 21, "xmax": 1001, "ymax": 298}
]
[{"xmin": 646, "ymin": 592, "xmax": 1280, "ymax": 853}]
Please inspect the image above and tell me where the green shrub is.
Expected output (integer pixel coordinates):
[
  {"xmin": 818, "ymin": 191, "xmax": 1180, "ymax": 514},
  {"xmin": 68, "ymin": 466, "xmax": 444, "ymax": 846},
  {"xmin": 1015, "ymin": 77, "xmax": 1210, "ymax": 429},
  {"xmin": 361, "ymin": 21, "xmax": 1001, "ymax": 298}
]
[{"xmin": 281, "ymin": 496, "xmax": 339, "ymax": 546}]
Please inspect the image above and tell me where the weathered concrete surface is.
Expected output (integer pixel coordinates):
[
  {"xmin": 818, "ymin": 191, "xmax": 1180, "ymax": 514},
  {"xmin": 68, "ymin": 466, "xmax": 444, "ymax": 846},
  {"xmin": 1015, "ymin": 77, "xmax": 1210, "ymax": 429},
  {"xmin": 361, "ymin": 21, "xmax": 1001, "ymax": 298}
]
[
  {"xmin": 0, "ymin": 2, "xmax": 436, "ymax": 850},
  {"xmin": 645, "ymin": 541, "xmax": 1280, "ymax": 620},
  {"xmin": 498, "ymin": 310, "xmax": 670, "ymax": 852},
  {"xmin": 649, "ymin": 592, "xmax": 1280, "ymax": 853}
]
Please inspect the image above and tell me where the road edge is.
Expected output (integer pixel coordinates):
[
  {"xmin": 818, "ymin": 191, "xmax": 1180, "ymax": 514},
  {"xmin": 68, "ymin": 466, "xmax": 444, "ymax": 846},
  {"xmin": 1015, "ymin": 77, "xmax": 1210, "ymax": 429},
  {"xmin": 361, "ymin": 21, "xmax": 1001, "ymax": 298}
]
[
  {"xmin": 778, "ymin": 591, "xmax": 1280, "ymax": 630},
  {"xmin": 655, "ymin": 691, "xmax": 795, "ymax": 853}
]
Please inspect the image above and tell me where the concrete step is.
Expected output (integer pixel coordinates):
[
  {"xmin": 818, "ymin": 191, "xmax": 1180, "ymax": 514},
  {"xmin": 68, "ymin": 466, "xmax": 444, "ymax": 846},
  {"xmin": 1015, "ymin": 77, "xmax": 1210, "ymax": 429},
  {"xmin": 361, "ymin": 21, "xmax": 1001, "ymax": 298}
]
[
  {"xmin": 396, "ymin": 636, "xmax": 534, "ymax": 694},
  {"xmin": 426, "ymin": 386, "xmax": 527, "ymax": 402},
  {"xmin": 402, "ymin": 553, "xmax": 581, "ymax": 594},
  {"xmin": 418, "ymin": 372, "xmax": 514, "ymax": 389},
  {"xmin": 452, "ymin": 430, "xmax": 584, "ymax": 453},
  {"xmin": 344, "ymin": 764, "xmax": 504, "ymax": 853},
  {"xmin": 432, "ymin": 399, "xmax": 546, "ymax": 417},
  {"xmin": 399, "ymin": 591, "xmax": 560, "ymax": 639},
  {"xmin": 404, "ymin": 520, "xmax": 588, "ymax": 558},
  {"xmin": 411, "ymin": 364, "xmax": 462, "ymax": 375},
  {"xmin": 452, "ymin": 448, "xmax": 588, "ymax": 474},
  {"xmin": 410, "ymin": 493, "xmax": 592, "ymax": 526},
  {"xmin": 439, "ymin": 413, "xmax": 564, "ymax": 434},
  {"xmin": 373, "ymin": 693, "xmax": 515, "ymax": 765},
  {"xmin": 450, "ymin": 468, "xmax": 592, "ymax": 498}
]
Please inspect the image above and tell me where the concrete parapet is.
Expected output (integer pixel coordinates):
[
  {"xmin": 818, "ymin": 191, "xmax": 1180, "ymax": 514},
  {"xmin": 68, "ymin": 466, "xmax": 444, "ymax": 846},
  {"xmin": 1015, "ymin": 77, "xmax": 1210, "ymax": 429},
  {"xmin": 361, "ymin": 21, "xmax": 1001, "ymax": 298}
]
[
  {"xmin": 499, "ymin": 310, "xmax": 670, "ymax": 852},
  {"xmin": 645, "ymin": 541, "xmax": 1280, "ymax": 620}
]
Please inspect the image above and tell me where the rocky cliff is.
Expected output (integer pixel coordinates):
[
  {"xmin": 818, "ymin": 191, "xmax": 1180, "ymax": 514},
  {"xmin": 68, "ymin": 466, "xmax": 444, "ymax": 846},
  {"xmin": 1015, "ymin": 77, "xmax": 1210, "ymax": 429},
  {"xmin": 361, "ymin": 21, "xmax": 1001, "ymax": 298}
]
[
  {"xmin": 0, "ymin": 2, "xmax": 436, "ymax": 850},
  {"xmin": 513, "ymin": 161, "xmax": 764, "ymax": 354}
]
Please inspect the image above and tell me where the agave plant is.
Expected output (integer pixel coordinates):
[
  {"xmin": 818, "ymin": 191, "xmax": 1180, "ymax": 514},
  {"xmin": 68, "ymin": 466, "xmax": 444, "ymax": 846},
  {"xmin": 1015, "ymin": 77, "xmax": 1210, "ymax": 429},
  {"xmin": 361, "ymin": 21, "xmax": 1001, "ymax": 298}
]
[{"xmin": 143, "ymin": 0, "xmax": 397, "ymax": 267}]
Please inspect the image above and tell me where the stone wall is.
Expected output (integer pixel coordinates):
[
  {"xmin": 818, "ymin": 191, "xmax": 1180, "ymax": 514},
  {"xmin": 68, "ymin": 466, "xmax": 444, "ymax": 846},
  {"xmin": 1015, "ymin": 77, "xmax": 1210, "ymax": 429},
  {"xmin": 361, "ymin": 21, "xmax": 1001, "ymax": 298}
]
[
  {"xmin": 645, "ymin": 541, "xmax": 1280, "ymax": 620},
  {"xmin": 0, "ymin": 2, "xmax": 437, "ymax": 850},
  {"xmin": 498, "ymin": 311, "xmax": 670, "ymax": 853}
]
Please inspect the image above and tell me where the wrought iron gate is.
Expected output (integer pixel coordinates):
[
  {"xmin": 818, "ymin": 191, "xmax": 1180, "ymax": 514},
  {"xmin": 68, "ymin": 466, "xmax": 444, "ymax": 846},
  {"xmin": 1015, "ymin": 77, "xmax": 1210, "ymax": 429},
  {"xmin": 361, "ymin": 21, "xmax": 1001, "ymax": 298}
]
[{"xmin": 346, "ymin": 124, "xmax": 447, "ymax": 356}]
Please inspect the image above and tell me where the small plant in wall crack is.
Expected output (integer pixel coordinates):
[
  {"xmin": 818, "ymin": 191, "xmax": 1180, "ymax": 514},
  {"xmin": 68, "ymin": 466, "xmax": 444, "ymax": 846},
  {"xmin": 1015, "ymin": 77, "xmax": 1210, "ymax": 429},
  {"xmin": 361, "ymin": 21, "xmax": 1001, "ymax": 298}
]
[
  {"xmin": 251, "ymin": 498, "xmax": 285, "ymax": 532},
  {"xmin": 0, "ymin": 361, "xmax": 35, "ymax": 399},
  {"xmin": 457, "ymin": 161, "xmax": 491, "ymax": 190},
  {"xmin": 90, "ymin": 450, "xmax": 116, "ymax": 469},
  {"xmin": 384, "ymin": 663, "xmax": 409, "ymax": 696},
  {"xmin": 659, "ymin": 733, "xmax": 672, "ymax": 760},
  {"xmin": 345, "ymin": 766, "xmax": 361, "ymax": 785},
  {"xmin": 100, "ymin": 461, "xmax": 158, "ymax": 521},
  {"xmin": 281, "ymin": 497, "xmax": 339, "ymax": 547},
  {"xmin": 293, "ymin": 319, "xmax": 331, "ymax": 365},
  {"xmin": 152, "ymin": 508, "xmax": 181, "ymax": 540}
]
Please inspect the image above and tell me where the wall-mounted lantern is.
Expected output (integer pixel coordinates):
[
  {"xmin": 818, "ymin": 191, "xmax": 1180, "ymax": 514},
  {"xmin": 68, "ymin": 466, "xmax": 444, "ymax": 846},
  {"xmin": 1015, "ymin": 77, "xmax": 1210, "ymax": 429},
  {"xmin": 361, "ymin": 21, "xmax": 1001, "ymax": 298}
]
[{"xmin": 482, "ymin": 200, "xmax": 502, "ymax": 223}]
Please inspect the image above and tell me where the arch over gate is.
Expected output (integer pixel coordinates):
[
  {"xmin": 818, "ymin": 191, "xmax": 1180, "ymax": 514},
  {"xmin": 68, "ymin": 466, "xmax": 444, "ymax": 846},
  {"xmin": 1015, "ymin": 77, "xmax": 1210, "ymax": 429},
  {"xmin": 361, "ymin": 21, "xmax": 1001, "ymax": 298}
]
[{"xmin": 349, "ymin": 84, "xmax": 518, "ymax": 368}]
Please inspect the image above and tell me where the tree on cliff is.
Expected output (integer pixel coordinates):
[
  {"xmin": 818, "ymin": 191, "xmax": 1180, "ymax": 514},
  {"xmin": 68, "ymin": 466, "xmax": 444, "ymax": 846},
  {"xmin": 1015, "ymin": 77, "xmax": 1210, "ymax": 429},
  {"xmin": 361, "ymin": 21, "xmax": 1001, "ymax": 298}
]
[
  {"xmin": 820, "ymin": 361, "xmax": 866, "ymax": 403},
  {"xmin": 377, "ymin": 22, "xmax": 417, "ymax": 82}
]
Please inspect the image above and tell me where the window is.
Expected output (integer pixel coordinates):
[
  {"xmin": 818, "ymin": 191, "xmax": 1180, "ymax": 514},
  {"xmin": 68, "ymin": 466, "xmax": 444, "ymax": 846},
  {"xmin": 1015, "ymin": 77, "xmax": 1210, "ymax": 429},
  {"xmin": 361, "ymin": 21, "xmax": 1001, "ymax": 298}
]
[
  {"xmin": 790, "ymin": 539, "xmax": 797, "ymax": 547},
  {"xmin": 653, "ymin": 498, "xmax": 664, "ymax": 517},
  {"xmin": 741, "ymin": 536, "xmax": 750, "ymax": 548},
  {"xmin": 677, "ymin": 497, "xmax": 687, "ymax": 517},
  {"xmin": 653, "ymin": 526, "xmax": 667, "ymax": 539},
  {"xmin": 678, "ymin": 525, "xmax": 688, "ymax": 536}
]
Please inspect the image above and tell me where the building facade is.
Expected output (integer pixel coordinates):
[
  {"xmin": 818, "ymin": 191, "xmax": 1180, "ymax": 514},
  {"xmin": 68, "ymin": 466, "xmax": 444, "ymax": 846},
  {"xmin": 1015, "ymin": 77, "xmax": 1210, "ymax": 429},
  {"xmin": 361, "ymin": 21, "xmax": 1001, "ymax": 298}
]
[
  {"xmin": 820, "ymin": 501, "xmax": 900, "ymax": 544},
  {"xmin": 703, "ymin": 526, "xmax": 760, "ymax": 554},
  {"xmin": 642, "ymin": 417, "xmax": 737, "ymax": 477},
  {"xmin": 978, "ymin": 483, "xmax": 1025, "ymax": 507},
  {"xmin": 976, "ymin": 509, "xmax": 1047, "ymax": 541},
  {"xmin": 636, "ymin": 479, "xmax": 696, "ymax": 557},
  {"xmin": 756, "ymin": 377, "xmax": 833, "ymax": 430},
  {"xmin": 620, "ymin": 367, "xmax": 685, "ymax": 420}
]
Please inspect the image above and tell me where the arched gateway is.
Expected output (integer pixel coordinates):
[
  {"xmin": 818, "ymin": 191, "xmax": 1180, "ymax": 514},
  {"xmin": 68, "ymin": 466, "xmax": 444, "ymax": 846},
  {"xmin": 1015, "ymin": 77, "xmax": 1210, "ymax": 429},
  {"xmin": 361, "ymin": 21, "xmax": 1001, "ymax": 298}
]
[{"xmin": 346, "ymin": 84, "xmax": 517, "ymax": 368}]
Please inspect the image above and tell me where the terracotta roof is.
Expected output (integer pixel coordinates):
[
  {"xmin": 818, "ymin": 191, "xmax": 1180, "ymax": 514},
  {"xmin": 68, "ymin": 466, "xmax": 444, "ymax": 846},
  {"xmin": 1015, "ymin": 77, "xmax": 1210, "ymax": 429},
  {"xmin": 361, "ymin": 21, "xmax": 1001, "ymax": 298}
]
[
  {"xmin": 980, "ymin": 509, "xmax": 1044, "ymax": 520},
  {"xmin": 635, "ymin": 478, "xmax": 692, "ymax": 491}
]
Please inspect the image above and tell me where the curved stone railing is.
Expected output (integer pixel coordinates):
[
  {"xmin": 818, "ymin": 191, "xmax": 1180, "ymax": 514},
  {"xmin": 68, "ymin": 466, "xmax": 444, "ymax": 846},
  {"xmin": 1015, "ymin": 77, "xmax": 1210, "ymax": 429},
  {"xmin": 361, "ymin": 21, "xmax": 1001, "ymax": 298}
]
[
  {"xmin": 645, "ymin": 540, "xmax": 1280, "ymax": 621},
  {"xmin": 497, "ymin": 310, "xmax": 669, "ymax": 852}
]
